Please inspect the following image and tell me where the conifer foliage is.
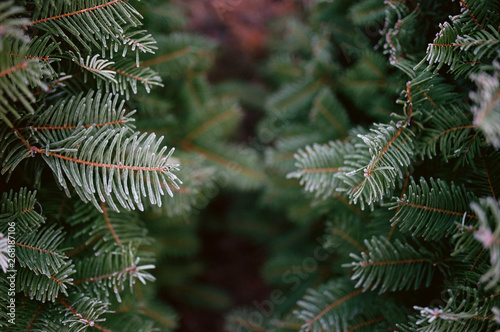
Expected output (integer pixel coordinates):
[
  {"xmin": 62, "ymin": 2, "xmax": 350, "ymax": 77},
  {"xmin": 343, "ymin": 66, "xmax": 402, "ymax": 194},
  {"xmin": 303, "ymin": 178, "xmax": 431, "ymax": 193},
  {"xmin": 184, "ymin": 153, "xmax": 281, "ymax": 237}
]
[
  {"xmin": 227, "ymin": 0, "xmax": 500, "ymax": 331},
  {"xmin": 0, "ymin": 0, "xmax": 203, "ymax": 330}
]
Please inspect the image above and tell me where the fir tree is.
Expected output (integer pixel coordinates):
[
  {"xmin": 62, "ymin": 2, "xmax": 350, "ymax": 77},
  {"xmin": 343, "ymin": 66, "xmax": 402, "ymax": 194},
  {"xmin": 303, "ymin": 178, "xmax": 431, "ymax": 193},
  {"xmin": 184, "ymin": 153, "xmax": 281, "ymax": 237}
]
[
  {"xmin": 0, "ymin": 0, "xmax": 259, "ymax": 330},
  {"xmin": 227, "ymin": 0, "xmax": 500, "ymax": 331}
]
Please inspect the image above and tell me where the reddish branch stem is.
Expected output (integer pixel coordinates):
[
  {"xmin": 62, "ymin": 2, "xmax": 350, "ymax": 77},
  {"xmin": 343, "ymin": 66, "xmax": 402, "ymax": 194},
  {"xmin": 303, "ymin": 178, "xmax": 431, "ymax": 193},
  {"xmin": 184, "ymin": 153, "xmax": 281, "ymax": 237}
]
[
  {"xmin": 0, "ymin": 61, "xmax": 27, "ymax": 77},
  {"xmin": 28, "ymin": 0, "xmax": 124, "ymax": 26},
  {"xmin": 305, "ymin": 289, "xmax": 363, "ymax": 327},
  {"xmin": 32, "ymin": 147, "xmax": 169, "ymax": 172}
]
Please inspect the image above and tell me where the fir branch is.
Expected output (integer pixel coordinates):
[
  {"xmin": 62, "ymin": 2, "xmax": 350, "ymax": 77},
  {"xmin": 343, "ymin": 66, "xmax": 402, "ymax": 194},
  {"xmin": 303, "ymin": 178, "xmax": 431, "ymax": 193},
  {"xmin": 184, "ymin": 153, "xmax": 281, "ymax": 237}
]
[
  {"xmin": 345, "ymin": 237, "xmax": 444, "ymax": 293},
  {"xmin": 73, "ymin": 265, "xmax": 137, "ymax": 285},
  {"xmin": 0, "ymin": 60, "xmax": 27, "ymax": 77},
  {"xmin": 138, "ymin": 306, "xmax": 178, "ymax": 329},
  {"xmin": 388, "ymin": 175, "xmax": 410, "ymax": 241},
  {"xmin": 390, "ymin": 177, "xmax": 478, "ymax": 241},
  {"xmin": 18, "ymin": 119, "xmax": 127, "ymax": 132},
  {"xmin": 294, "ymin": 279, "xmax": 372, "ymax": 331},
  {"xmin": 27, "ymin": 303, "xmax": 45, "ymax": 331},
  {"xmin": 140, "ymin": 47, "xmax": 192, "ymax": 67},
  {"xmin": 288, "ymin": 141, "xmax": 351, "ymax": 199},
  {"xmin": 0, "ymin": 188, "xmax": 44, "ymax": 234},
  {"xmin": 339, "ymin": 123, "xmax": 414, "ymax": 208},
  {"xmin": 331, "ymin": 228, "xmax": 367, "ymax": 253},
  {"xmin": 58, "ymin": 296, "xmax": 112, "ymax": 332},
  {"xmin": 184, "ymin": 142, "xmax": 265, "ymax": 181},
  {"xmin": 9, "ymin": 53, "xmax": 50, "ymax": 62},
  {"xmin": 101, "ymin": 201, "xmax": 122, "ymax": 248},
  {"xmin": 304, "ymin": 289, "xmax": 363, "ymax": 328},
  {"xmin": 459, "ymin": 0, "xmax": 485, "ymax": 30},
  {"xmin": 184, "ymin": 107, "xmax": 239, "ymax": 142},
  {"xmin": 32, "ymin": 147, "xmax": 170, "ymax": 173},
  {"xmin": 481, "ymin": 155, "xmax": 497, "ymax": 200},
  {"xmin": 347, "ymin": 316, "xmax": 385, "ymax": 332},
  {"xmin": 397, "ymin": 201, "xmax": 479, "ymax": 219},
  {"xmin": 23, "ymin": 127, "xmax": 181, "ymax": 212},
  {"xmin": 28, "ymin": 0, "xmax": 125, "ymax": 26}
]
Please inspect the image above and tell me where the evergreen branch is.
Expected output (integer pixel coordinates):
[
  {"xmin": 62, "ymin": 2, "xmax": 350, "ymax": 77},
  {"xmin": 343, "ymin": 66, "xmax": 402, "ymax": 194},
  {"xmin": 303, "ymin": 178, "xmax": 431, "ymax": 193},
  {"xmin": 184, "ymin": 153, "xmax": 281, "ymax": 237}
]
[
  {"xmin": 459, "ymin": 0, "xmax": 484, "ymax": 30},
  {"xmin": 19, "ymin": 206, "xmax": 34, "ymax": 215},
  {"xmin": 184, "ymin": 107, "xmax": 238, "ymax": 142},
  {"xmin": 339, "ymin": 123, "xmax": 414, "ymax": 208},
  {"xmin": 461, "ymin": 248, "xmax": 485, "ymax": 286},
  {"xmin": 423, "ymin": 91, "xmax": 439, "ymax": 109},
  {"xmin": 481, "ymin": 155, "xmax": 497, "ymax": 200},
  {"xmin": 73, "ymin": 249, "xmax": 155, "ymax": 301},
  {"xmin": 16, "ymin": 242, "xmax": 59, "ymax": 257},
  {"xmin": 15, "ymin": 90, "xmax": 134, "ymax": 147},
  {"xmin": 294, "ymin": 279, "xmax": 373, "ymax": 331},
  {"xmin": 0, "ymin": 188, "xmax": 44, "ymax": 234},
  {"xmin": 391, "ymin": 177, "xmax": 478, "ymax": 241},
  {"xmin": 304, "ymin": 289, "xmax": 363, "ymax": 328},
  {"xmin": 18, "ymin": 261, "xmax": 75, "ymax": 302},
  {"xmin": 429, "ymin": 40, "xmax": 499, "ymax": 47},
  {"xmin": 0, "ymin": 60, "xmax": 27, "ymax": 77},
  {"xmin": 101, "ymin": 201, "xmax": 122, "ymax": 248},
  {"xmin": 476, "ymin": 89, "xmax": 500, "ymax": 126},
  {"xmin": 471, "ymin": 197, "xmax": 500, "ymax": 289},
  {"xmin": 140, "ymin": 47, "xmax": 192, "ymax": 67},
  {"xmin": 8, "ymin": 53, "xmax": 50, "ymax": 62},
  {"xmin": 32, "ymin": 147, "xmax": 170, "ymax": 172},
  {"xmin": 315, "ymin": 97, "xmax": 347, "ymax": 135},
  {"xmin": 138, "ymin": 306, "xmax": 178, "ymax": 329},
  {"xmin": 366, "ymin": 126, "xmax": 406, "ymax": 177},
  {"xmin": 0, "ymin": 39, "xmax": 49, "ymax": 125},
  {"xmin": 107, "ymin": 66, "xmax": 152, "ymax": 84},
  {"xmin": 302, "ymin": 167, "xmax": 341, "ymax": 173},
  {"xmin": 397, "ymin": 201, "xmax": 479, "ymax": 219},
  {"xmin": 405, "ymin": 82, "xmax": 414, "ymax": 119},
  {"xmin": 104, "ymin": 59, "xmax": 162, "ymax": 97},
  {"xmin": 421, "ymin": 105, "xmax": 479, "ymax": 162},
  {"xmin": 58, "ymin": 296, "xmax": 112, "ymax": 332},
  {"xmin": 336, "ymin": 195, "xmax": 369, "ymax": 221},
  {"xmin": 470, "ymin": 64, "xmax": 500, "ymax": 148},
  {"xmin": 408, "ymin": 288, "xmax": 498, "ymax": 331},
  {"xmin": 360, "ymin": 258, "xmax": 427, "ymax": 266},
  {"xmin": 312, "ymin": 89, "xmax": 350, "ymax": 137},
  {"xmin": 35, "ymin": 72, "xmax": 83, "ymax": 96},
  {"xmin": 184, "ymin": 142, "xmax": 265, "ymax": 180},
  {"xmin": 347, "ymin": 316, "xmax": 385, "ymax": 332},
  {"xmin": 28, "ymin": 0, "xmax": 125, "ymax": 26},
  {"xmin": 66, "ymin": 236, "xmax": 102, "ymax": 257},
  {"xmin": 27, "ymin": 303, "xmax": 45, "ymax": 331},
  {"xmin": 288, "ymin": 141, "xmax": 352, "ymax": 198},
  {"xmin": 266, "ymin": 78, "xmax": 324, "ymax": 114},
  {"xmin": 332, "ymin": 228, "xmax": 367, "ymax": 253},
  {"xmin": 18, "ymin": 119, "xmax": 127, "ymax": 131},
  {"xmin": 13, "ymin": 127, "xmax": 182, "ymax": 212},
  {"xmin": 345, "ymin": 237, "xmax": 444, "ymax": 293},
  {"xmin": 73, "ymin": 55, "xmax": 117, "ymax": 83},
  {"xmin": 24, "ymin": 0, "xmax": 146, "ymax": 55},
  {"xmin": 73, "ymin": 265, "xmax": 137, "ymax": 285},
  {"xmin": 388, "ymin": 175, "xmax": 410, "ymax": 241},
  {"xmin": 426, "ymin": 125, "xmax": 478, "ymax": 144}
]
